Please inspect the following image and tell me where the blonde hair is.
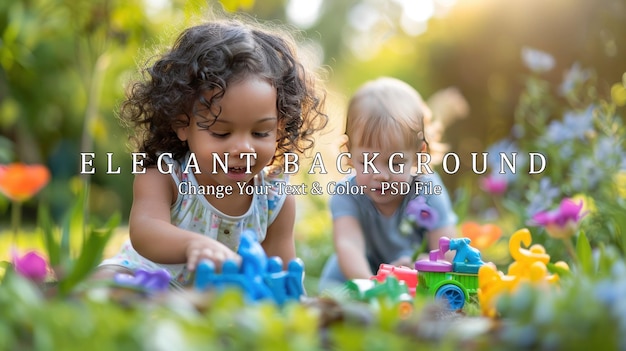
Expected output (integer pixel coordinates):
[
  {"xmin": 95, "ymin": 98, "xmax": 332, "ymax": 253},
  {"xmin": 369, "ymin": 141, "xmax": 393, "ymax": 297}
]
[{"xmin": 346, "ymin": 77, "xmax": 429, "ymax": 153}]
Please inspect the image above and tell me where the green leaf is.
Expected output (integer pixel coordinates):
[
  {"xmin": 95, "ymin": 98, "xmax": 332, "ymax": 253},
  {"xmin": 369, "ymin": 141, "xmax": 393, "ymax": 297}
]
[
  {"xmin": 594, "ymin": 244, "xmax": 620, "ymax": 278},
  {"xmin": 546, "ymin": 262, "xmax": 571, "ymax": 278},
  {"xmin": 576, "ymin": 230, "xmax": 593, "ymax": 275},
  {"xmin": 58, "ymin": 212, "xmax": 120, "ymax": 295},
  {"xmin": 411, "ymin": 238, "xmax": 428, "ymax": 262},
  {"xmin": 60, "ymin": 188, "xmax": 86, "ymax": 262},
  {"xmin": 452, "ymin": 182, "xmax": 471, "ymax": 223},
  {"xmin": 38, "ymin": 205, "xmax": 60, "ymax": 267}
]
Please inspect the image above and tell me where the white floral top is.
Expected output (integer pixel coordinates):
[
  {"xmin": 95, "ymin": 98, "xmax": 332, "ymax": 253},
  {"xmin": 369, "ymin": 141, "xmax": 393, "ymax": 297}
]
[{"xmin": 101, "ymin": 152, "xmax": 288, "ymax": 287}]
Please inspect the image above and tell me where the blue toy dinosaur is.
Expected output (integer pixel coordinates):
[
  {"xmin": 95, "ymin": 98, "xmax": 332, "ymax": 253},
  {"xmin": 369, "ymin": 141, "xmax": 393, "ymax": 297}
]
[{"xmin": 194, "ymin": 229, "xmax": 304, "ymax": 305}]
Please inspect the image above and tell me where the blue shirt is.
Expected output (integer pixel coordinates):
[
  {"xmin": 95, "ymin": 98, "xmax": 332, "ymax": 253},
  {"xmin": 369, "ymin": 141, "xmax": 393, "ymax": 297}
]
[{"xmin": 329, "ymin": 172, "xmax": 457, "ymax": 271}]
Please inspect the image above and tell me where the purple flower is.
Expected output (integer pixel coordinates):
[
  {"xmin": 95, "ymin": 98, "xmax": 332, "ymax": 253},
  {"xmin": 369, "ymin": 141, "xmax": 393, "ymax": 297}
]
[
  {"xmin": 531, "ymin": 198, "xmax": 587, "ymax": 239},
  {"xmin": 559, "ymin": 62, "xmax": 592, "ymax": 96},
  {"xmin": 480, "ymin": 174, "xmax": 508, "ymax": 195},
  {"xmin": 405, "ymin": 196, "xmax": 438, "ymax": 230},
  {"xmin": 526, "ymin": 178, "xmax": 560, "ymax": 217},
  {"xmin": 543, "ymin": 107, "xmax": 594, "ymax": 144},
  {"xmin": 12, "ymin": 250, "xmax": 49, "ymax": 283}
]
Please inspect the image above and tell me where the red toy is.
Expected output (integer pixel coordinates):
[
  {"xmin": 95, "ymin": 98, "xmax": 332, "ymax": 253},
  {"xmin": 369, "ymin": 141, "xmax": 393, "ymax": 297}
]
[{"xmin": 371, "ymin": 263, "xmax": 419, "ymax": 296}]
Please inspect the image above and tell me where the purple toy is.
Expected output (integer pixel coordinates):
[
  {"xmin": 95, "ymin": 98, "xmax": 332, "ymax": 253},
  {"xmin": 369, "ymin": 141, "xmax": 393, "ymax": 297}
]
[
  {"xmin": 415, "ymin": 237, "xmax": 453, "ymax": 272},
  {"xmin": 114, "ymin": 268, "xmax": 171, "ymax": 293}
]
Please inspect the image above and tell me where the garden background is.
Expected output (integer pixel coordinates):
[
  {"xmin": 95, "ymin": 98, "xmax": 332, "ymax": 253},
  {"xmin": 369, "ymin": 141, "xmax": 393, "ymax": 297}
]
[{"xmin": 1, "ymin": 0, "xmax": 626, "ymax": 349}]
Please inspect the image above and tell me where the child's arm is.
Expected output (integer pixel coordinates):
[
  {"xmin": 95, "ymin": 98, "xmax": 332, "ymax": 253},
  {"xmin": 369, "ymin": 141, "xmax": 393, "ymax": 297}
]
[
  {"xmin": 390, "ymin": 256, "xmax": 414, "ymax": 267},
  {"xmin": 128, "ymin": 168, "xmax": 240, "ymax": 271},
  {"xmin": 262, "ymin": 194, "xmax": 296, "ymax": 266},
  {"xmin": 333, "ymin": 216, "xmax": 374, "ymax": 279}
]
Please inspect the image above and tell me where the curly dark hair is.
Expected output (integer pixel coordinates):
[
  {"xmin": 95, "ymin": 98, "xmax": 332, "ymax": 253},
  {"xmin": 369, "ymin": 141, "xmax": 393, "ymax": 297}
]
[{"xmin": 120, "ymin": 19, "xmax": 328, "ymax": 169}]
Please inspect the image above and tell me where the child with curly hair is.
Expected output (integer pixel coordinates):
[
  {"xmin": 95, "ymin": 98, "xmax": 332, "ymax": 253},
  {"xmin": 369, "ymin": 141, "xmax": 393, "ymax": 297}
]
[
  {"xmin": 97, "ymin": 19, "xmax": 327, "ymax": 287},
  {"xmin": 318, "ymin": 77, "xmax": 457, "ymax": 291}
]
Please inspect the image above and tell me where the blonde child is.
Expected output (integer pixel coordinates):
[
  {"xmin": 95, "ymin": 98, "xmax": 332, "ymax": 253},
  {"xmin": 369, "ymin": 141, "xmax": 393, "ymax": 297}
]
[
  {"xmin": 97, "ymin": 19, "xmax": 327, "ymax": 288},
  {"xmin": 319, "ymin": 77, "xmax": 457, "ymax": 291}
]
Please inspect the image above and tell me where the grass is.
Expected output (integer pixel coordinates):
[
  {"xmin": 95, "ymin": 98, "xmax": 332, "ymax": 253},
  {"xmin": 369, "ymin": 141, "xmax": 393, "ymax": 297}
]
[{"xmin": 0, "ymin": 226, "xmax": 129, "ymax": 261}]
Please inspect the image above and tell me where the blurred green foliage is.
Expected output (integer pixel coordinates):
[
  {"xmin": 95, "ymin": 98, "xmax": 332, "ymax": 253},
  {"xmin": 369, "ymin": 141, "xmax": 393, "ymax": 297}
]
[
  {"xmin": 1, "ymin": 0, "xmax": 153, "ymax": 222},
  {"xmin": 0, "ymin": 0, "xmax": 246, "ymax": 223},
  {"xmin": 466, "ymin": 58, "xmax": 626, "ymax": 261},
  {"xmin": 1, "ymin": 221, "xmax": 625, "ymax": 349}
]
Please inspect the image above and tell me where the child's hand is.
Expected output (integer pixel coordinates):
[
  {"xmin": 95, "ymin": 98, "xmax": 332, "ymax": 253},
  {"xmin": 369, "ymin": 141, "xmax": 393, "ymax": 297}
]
[
  {"xmin": 185, "ymin": 237, "xmax": 241, "ymax": 272},
  {"xmin": 390, "ymin": 255, "xmax": 414, "ymax": 268}
]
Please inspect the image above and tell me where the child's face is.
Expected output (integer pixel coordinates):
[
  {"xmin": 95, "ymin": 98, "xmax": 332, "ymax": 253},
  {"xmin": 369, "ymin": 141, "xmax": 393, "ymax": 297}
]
[
  {"xmin": 176, "ymin": 76, "xmax": 278, "ymax": 186},
  {"xmin": 351, "ymin": 146, "xmax": 415, "ymax": 211}
]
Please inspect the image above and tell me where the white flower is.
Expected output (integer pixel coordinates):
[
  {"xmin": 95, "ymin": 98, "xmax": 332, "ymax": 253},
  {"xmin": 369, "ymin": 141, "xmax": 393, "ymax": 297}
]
[{"xmin": 521, "ymin": 47, "xmax": 555, "ymax": 73}]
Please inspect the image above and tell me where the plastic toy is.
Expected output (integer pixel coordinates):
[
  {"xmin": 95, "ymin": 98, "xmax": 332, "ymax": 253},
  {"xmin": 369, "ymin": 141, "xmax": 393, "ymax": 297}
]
[
  {"xmin": 477, "ymin": 228, "xmax": 569, "ymax": 317},
  {"xmin": 194, "ymin": 230, "xmax": 305, "ymax": 305},
  {"xmin": 344, "ymin": 236, "xmax": 485, "ymax": 312},
  {"xmin": 371, "ymin": 263, "xmax": 419, "ymax": 296},
  {"xmin": 345, "ymin": 276, "xmax": 414, "ymax": 318},
  {"xmin": 113, "ymin": 268, "xmax": 171, "ymax": 294},
  {"xmin": 415, "ymin": 236, "xmax": 486, "ymax": 310}
]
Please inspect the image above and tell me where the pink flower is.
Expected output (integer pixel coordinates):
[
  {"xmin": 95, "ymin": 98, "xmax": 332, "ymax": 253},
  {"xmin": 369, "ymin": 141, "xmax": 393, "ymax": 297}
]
[
  {"xmin": 531, "ymin": 198, "xmax": 587, "ymax": 239},
  {"xmin": 12, "ymin": 250, "xmax": 49, "ymax": 283},
  {"xmin": 480, "ymin": 174, "xmax": 508, "ymax": 195}
]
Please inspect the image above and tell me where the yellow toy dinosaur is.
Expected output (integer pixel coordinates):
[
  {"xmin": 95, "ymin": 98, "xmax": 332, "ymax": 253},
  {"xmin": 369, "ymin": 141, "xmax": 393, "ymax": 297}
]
[{"xmin": 478, "ymin": 228, "xmax": 569, "ymax": 317}]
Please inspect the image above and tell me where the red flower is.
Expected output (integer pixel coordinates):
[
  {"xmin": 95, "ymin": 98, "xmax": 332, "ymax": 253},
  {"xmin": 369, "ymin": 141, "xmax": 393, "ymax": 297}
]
[
  {"xmin": 0, "ymin": 163, "xmax": 51, "ymax": 202},
  {"xmin": 460, "ymin": 222, "xmax": 502, "ymax": 251}
]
